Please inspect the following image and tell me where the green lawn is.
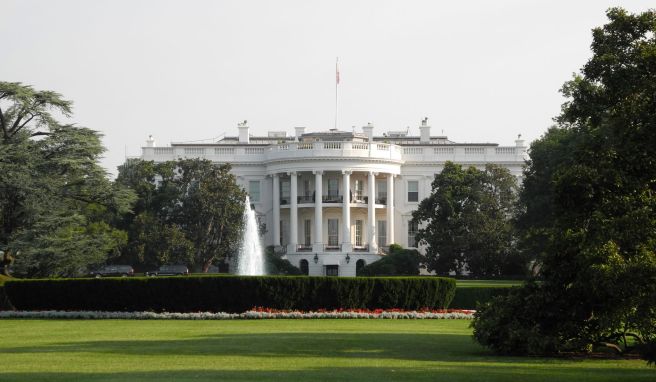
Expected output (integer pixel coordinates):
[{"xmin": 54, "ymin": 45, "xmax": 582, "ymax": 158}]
[{"xmin": 0, "ymin": 319, "xmax": 651, "ymax": 381}]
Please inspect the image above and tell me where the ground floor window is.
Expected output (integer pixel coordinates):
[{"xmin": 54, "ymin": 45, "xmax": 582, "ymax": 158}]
[
  {"xmin": 328, "ymin": 219, "xmax": 339, "ymax": 246},
  {"xmin": 325, "ymin": 265, "xmax": 339, "ymax": 276},
  {"xmin": 408, "ymin": 220, "xmax": 418, "ymax": 247},
  {"xmin": 355, "ymin": 220, "xmax": 363, "ymax": 246},
  {"xmin": 377, "ymin": 220, "xmax": 387, "ymax": 247},
  {"xmin": 304, "ymin": 219, "xmax": 311, "ymax": 246}
]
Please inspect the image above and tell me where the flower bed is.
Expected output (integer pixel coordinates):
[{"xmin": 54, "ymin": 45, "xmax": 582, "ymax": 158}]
[{"xmin": 0, "ymin": 308, "xmax": 475, "ymax": 320}]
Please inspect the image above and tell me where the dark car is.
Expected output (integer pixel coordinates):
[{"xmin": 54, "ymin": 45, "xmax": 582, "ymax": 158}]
[
  {"xmin": 90, "ymin": 265, "xmax": 134, "ymax": 278},
  {"xmin": 148, "ymin": 265, "xmax": 189, "ymax": 276}
]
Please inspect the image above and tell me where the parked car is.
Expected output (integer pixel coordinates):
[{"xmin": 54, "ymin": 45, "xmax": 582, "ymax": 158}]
[
  {"xmin": 90, "ymin": 265, "xmax": 134, "ymax": 278},
  {"xmin": 148, "ymin": 265, "xmax": 189, "ymax": 276}
]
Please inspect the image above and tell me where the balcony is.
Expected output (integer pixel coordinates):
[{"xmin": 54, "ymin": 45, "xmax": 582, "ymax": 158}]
[
  {"xmin": 296, "ymin": 244, "xmax": 313, "ymax": 252},
  {"xmin": 297, "ymin": 195, "xmax": 314, "ymax": 204},
  {"xmin": 375, "ymin": 197, "xmax": 387, "ymax": 205},
  {"xmin": 323, "ymin": 244, "xmax": 342, "ymax": 252},
  {"xmin": 322, "ymin": 195, "xmax": 343, "ymax": 203},
  {"xmin": 353, "ymin": 244, "xmax": 369, "ymax": 252}
]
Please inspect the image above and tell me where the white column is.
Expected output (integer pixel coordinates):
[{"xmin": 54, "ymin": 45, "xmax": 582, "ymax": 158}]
[
  {"xmin": 289, "ymin": 172, "xmax": 298, "ymax": 252},
  {"xmin": 342, "ymin": 170, "xmax": 352, "ymax": 252},
  {"xmin": 368, "ymin": 171, "xmax": 377, "ymax": 252},
  {"xmin": 386, "ymin": 173, "xmax": 394, "ymax": 245},
  {"xmin": 313, "ymin": 170, "xmax": 323, "ymax": 252},
  {"xmin": 272, "ymin": 173, "xmax": 280, "ymax": 246}
]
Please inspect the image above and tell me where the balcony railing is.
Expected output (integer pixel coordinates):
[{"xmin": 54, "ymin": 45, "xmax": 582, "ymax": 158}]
[
  {"xmin": 274, "ymin": 245, "xmax": 287, "ymax": 254},
  {"xmin": 375, "ymin": 197, "xmax": 387, "ymax": 205},
  {"xmin": 323, "ymin": 244, "xmax": 342, "ymax": 252},
  {"xmin": 296, "ymin": 244, "xmax": 313, "ymax": 252},
  {"xmin": 322, "ymin": 195, "xmax": 343, "ymax": 203},
  {"xmin": 353, "ymin": 244, "xmax": 369, "ymax": 252},
  {"xmin": 297, "ymin": 195, "xmax": 314, "ymax": 204}
]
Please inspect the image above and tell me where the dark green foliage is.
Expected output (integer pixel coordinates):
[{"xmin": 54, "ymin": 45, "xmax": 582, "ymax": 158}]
[
  {"xmin": 412, "ymin": 162, "xmax": 524, "ymax": 277},
  {"xmin": 4, "ymin": 276, "xmax": 456, "ymax": 312},
  {"xmin": 264, "ymin": 247, "xmax": 302, "ymax": 275},
  {"xmin": 448, "ymin": 287, "xmax": 510, "ymax": 310},
  {"xmin": 0, "ymin": 83, "xmax": 135, "ymax": 277},
  {"xmin": 115, "ymin": 159, "xmax": 245, "ymax": 272},
  {"xmin": 359, "ymin": 245, "xmax": 422, "ymax": 276},
  {"xmin": 474, "ymin": 8, "xmax": 656, "ymax": 362}
]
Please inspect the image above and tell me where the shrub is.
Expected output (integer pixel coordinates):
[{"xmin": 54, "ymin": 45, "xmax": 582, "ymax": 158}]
[
  {"xmin": 359, "ymin": 246, "xmax": 422, "ymax": 276},
  {"xmin": 4, "ymin": 275, "xmax": 455, "ymax": 313},
  {"xmin": 264, "ymin": 247, "xmax": 302, "ymax": 275}
]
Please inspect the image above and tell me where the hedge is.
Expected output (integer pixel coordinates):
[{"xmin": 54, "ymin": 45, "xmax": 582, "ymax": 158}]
[
  {"xmin": 447, "ymin": 287, "xmax": 512, "ymax": 309},
  {"xmin": 4, "ymin": 275, "xmax": 456, "ymax": 313}
]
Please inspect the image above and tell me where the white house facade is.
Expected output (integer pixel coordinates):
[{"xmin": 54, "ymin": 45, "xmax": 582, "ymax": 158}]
[{"xmin": 141, "ymin": 119, "xmax": 527, "ymax": 276}]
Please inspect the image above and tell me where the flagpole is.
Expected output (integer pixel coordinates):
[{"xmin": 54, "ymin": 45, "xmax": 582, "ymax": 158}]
[{"xmin": 335, "ymin": 57, "xmax": 339, "ymax": 130}]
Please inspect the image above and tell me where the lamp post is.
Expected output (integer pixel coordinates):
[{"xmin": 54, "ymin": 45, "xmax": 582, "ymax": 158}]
[
  {"xmin": 313, "ymin": 253, "xmax": 319, "ymax": 264},
  {"xmin": 345, "ymin": 254, "xmax": 351, "ymax": 264}
]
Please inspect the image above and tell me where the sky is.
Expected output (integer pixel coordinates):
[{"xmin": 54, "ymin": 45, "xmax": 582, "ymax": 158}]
[{"xmin": 1, "ymin": 0, "xmax": 653, "ymax": 177}]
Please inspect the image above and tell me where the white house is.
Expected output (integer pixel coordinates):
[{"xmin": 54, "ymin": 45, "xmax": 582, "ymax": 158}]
[{"xmin": 141, "ymin": 119, "xmax": 527, "ymax": 276}]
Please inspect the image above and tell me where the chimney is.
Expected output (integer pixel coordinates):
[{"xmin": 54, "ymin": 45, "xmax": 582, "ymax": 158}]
[
  {"xmin": 238, "ymin": 120, "xmax": 249, "ymax": 144},
  {"xmin": 419, "ymin": 117, "xmax": 430, "ymax": 143},
  {"xmin": 515, "ymin": 134, "xmax": 525, "ymax": 147},
  {"xmin": 294, "ymin": 126, "xmax": 306, "ymax": 141},
  {"xmin": 362, "ymin": 122, "xmax": 374, "ymax": 142},
  {"xmin": 146, "ymin": 135, "xmax": 155, "ymax": 147}
]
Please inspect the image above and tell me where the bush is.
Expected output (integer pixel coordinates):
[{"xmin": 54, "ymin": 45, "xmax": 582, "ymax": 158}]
[
  {"xmin": 4, "ymin": 275, "xmax": 456, "ymax": 313},
  {"xmin": 359, "ymin": 245, "xmax": 421, "ymax": 276},
  {"xmin": 448, "ymin": 287, "xmax": 511, "ymax": 309},
  {"xmin": 264, "ymin": 247, "xmax": 302, "ymax": 275}
]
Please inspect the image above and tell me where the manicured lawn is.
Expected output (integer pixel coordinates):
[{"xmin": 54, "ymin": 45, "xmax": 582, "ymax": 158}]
[{"xmin": 0, "ymin": 319, "xmax": 651, "ymax": 381}]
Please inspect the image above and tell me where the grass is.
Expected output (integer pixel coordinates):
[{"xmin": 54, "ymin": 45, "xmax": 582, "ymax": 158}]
[
  {"xmin": 0, "ymin": 274, "xmax": 11, "ymax": 285},
  {"xmin": 0, "ymin": 319, "xmax": 651, "ymax": 381}
]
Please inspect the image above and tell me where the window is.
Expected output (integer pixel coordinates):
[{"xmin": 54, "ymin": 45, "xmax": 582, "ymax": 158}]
[
  {"xmin": 280, "ymin": 220, "xmax": 287, "ymax": 246},
  {"xmin": 354, "ymin": 180, "xmax": 364, "ymax": 201},
  {"xmin": 304, "ymin": 219, "xmax": 312, "ymax": 246},
  {"xmin": 248, "ymin": 180, "xmax": 260, "ymax": 202},
  {"xmin": 299, "ymin": 259, "xmax": 309, "ymax": 275},
  {"xmin": 281, "ymin": 180, "xmax": 290, "ymax": 204},
  {"xmin": 303, "ymin": 180, "xmax": 311, "ymax": 197},
  {"xmin": 376, "ymin": 180, "xmax": 387, "ymax": 204},
  {"xmin": 377, "ymin": 220, "xmax": 387, "ymax": 247},
  {"xmin": 328, "ymin": 219, "xmax": 339, "ymax": 246},
  {"xmin": 325, "ymin": 265, "xmax": 339, "ymax": 276},
  {"xmin": 407, "ymin": 180, "xmax": 419, "ymax": 202},
  {"xmin": 328, "ymin": 178, "xmax": 339, "ymax": 196},
  {"xmin": 355, "ymin": 220, "xmax": 363, "ymax": 247},
  {"xmin": 408, "ymin": 220, "xmax": 418, "ymax": 247}
]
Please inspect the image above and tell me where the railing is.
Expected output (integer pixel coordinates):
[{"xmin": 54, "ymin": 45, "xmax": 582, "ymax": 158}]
[
  {"xmin": 323, "ymin": 244, "xmax": 342, "ymax": 252},
  {"xmin": 280, "ymin": 198, "xmax": 290, "ymax": 205},
  {"xmin": 322, "ymin": 195, "xmax": 343, "ymax": 203},
  {"xmin": 143, "ymin": 142, "xmax": 525, "ymax": 164},
  {"xmin": 296, "ymin": 244, "xmax": 313, "ymax": 252},
  {"xmin": 274, "ymin": 245, "xmax": 287, "ymax": 254},
  {"xmin": 297, "ymin": 195, "xmax": 314, "ymax": 204},
  {"xmin": 353, "ymin": 244, "xmax": 369, "ymax": 252},
  {"xmin": 375, "ymin": 197, "xmax": 387, "ymax": 205}
]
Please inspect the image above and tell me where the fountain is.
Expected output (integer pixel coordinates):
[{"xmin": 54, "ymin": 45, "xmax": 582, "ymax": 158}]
[{"xmin": 235, "ymin": 195, "xmax": 265, "ymax": 275}]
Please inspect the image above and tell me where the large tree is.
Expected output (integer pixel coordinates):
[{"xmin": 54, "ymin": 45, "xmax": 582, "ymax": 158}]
[
  {"xmin": 412, "ymin": 162, "xmax": 521, "ymax": 277},
  {"xmin": 473, "ymin": 8, "xmax": 656, "ymax": 361},
  {"xmin": 116, "ymin": 158, "xmax": 246, "ymax": 272},
  {"xmin": 0, "ymin": 82, "xmax": 135, "ymax": 277}
]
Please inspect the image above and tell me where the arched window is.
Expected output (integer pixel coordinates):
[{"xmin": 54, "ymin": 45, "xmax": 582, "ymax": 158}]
[
  {"xmin": 356, "ymin": 259, "xmax": 366, "ymax": 276},
  {"xmin": 299, "ymin": 259, "xmax": 309, "ymax": 275}
]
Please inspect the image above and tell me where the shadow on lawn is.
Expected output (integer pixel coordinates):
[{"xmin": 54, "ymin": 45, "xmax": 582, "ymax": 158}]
[{"xmin": 0, "ymin": 365, "xmax": 653, "ymax": 382}]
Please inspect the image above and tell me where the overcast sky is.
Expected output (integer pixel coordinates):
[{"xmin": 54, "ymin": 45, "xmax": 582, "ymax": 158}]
[{"xmin": 2, "ymin": 0, "xmax": 653, "ymax": 176}]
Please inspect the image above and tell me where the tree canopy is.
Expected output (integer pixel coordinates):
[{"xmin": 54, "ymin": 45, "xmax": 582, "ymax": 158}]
[
  {"xmin": 473, "ymin": 8, "xmax": 656, "ymax": 362},
  {"xmin": 412, "ymin": 162, "xmax": 522, "ymax": 277},
  {"xmin": 115, "ymin": 158, "xmax": 246, "ymax": 272},
  {"xmin": 0, "ymin": 82, "xmax": 135, "ymax": 277}
]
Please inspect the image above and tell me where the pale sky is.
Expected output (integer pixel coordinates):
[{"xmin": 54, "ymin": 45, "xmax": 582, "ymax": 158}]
[{"xmin": 1, "ymin": 0, "xmax": 652, "ymax": 176}]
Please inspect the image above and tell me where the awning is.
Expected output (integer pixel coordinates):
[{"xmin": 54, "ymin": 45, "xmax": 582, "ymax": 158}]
[{"xmin": 322, "ymin": 257, "xmax": 341, "ymax": 266}]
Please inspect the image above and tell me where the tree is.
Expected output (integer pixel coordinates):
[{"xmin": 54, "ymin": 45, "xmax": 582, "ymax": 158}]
[
  {"xmin": 473, "ymin": 8, "xmax": 656, "ymax": 361},
  {"xmin": 0, "ymin": 82, "xmax": 135, "ymax": 277},
  {"xmin": 359, "ymin": 244, "xmax": 422, "ymax": 276},
  {"xmin": 412, "ymin": 162, "xmax": 521, "ymax": 277},
  {"xmin": 116, "ymin": 158, "xmax": 246, "ymax": 272}
]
